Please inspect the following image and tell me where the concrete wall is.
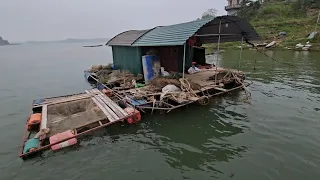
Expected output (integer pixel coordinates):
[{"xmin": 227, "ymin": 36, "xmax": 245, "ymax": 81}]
[
  {"xmin": 227, "ymin": 0, "xmax": 243, "ymax": 6},
  {"xmin": 227, "ymin": 9, "xmax": 239, "ymax": 16}
]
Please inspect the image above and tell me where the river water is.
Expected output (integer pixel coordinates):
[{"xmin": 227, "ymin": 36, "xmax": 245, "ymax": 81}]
[{"xmin": 0, "ymin": 44, "xmax": 319, "ymax": 180}]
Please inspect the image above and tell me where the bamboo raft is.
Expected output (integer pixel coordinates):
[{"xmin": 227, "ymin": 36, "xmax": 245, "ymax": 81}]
[
  {"xmin": 19, "ymin": 88, "xmax": 140, "ymax": 160},
  {"xmin": 85, "ymin": 67, "xmax": 248, "ymax": 113}
]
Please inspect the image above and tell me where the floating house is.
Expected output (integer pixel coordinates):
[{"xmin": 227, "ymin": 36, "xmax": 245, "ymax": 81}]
[{"xmin": 106, "ymin": 16, "xmax": 261, "ymax": 75}]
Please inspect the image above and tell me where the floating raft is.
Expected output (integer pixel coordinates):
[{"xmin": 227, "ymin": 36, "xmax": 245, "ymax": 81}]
[
  {"xmin": 19, "ymin": 88, "xmax": 140, "ymax": 160},
  {"xmin": 84, "ymin": 68, "xmax": 246, "ymax": 113}
]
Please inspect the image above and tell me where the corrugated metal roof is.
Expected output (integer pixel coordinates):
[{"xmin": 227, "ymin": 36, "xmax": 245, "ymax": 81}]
[
  {"xmin": 132, "ymin": 18, "xmax": 214, "ymax": 46},
  {"xmin": 106, "ymin": 29, "xmax": 150, "ymax": 46}
]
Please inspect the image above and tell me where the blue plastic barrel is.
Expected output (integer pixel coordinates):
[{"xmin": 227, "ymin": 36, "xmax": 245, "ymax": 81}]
[
  {"xmin": 97, "ymin": 83, "xmax": 105, "ymax": 90},
  {"xmin": 23, "ymin": 138, "xmax": 39, "ymax": 154},
  {"xmin": 142, "ymin": 55, "xmax": 161, "ymax": 84}
]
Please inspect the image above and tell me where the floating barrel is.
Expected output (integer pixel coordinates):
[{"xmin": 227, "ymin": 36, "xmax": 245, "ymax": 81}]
[
  {"xmin": 23, "ymin": 138, "xmax": 39, "ymax": 154},
  {"xmin": 102, "ymin": 89, "xmax": 113, "ymax": 97},
  {"xmin": 124, "ymin": 107, "xmax": 141, "ymax": 124},
  {"xmin": 49, "ymin": 130, "xmax": 77, "ymax": 151},
  {"xmin": 142, "ymin": 55, "xmax": 161, "ymax": 84},
  {"xmin": 27, "ymin": 113, "xmax": 42, "ymax": 131}
]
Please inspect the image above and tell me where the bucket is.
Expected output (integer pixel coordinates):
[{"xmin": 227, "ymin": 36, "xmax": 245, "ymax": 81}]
[{"xmin": 142, "ymin": 55, "xmax": 160, "ymax": 84}]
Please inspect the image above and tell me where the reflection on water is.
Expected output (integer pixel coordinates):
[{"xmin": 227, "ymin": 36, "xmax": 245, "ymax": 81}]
[{"xmin": 128, "ymin": 97, "xmax": 249, "ymax": 177}]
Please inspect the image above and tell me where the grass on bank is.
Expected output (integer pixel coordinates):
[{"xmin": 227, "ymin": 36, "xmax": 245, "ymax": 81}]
[{"xmin": 205, "ymin": 2, "xmax": 320, "ymax": 51}]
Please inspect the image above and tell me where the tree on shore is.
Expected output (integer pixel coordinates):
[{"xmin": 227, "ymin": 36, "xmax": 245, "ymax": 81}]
[{"xmin": 201, "ymin": 9, "xmax": 217, "ymax": 19}]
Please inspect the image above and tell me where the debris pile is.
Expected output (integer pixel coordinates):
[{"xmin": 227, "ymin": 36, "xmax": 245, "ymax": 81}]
[
  {"xmin": 89, "ymin": 64, "xmax": 143, "ymax": 86},
  {"xmin": 87, "ymin": 64, "xmax": 246, "ymax": 112}
]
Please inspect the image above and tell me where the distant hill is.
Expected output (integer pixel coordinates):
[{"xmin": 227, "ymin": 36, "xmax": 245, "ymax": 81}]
[
  {"xmin": 0, "ymin": 36, "xmax": 10, "ymax": 46},
  {"xmin": 24, "ymin": 38, "xmax": 109, "ymax": 45}
]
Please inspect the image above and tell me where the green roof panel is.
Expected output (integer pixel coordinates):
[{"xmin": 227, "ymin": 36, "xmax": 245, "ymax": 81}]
[{"xmin": 132, "ymin": 18, "xmax": 213, "ymax": 46}]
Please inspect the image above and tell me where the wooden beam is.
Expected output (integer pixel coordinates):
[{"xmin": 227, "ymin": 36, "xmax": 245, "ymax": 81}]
[
  {"xmin": 87, "ymin": 90, "xmax": 120, "ymax": 121},
  {"xmin": 92, "ymin": 89, "xmax": 128, "ymax": 117},
  {"xmin": 97, "ymin": 94, "xmax": 124, "ymax": 118},
  {"xmin": 91, "ymin": 97, "xmax": 115, "ymax": 122},
  {"xmin": 40, "ymin": 105, "xmax": 48, "ymax": 130},
  {"xmin": 94, "ymin": 94, "xmax": 122, "ymax": 120},
  {"xmin": 213, "ymin": 87, "xmax": 227, "ymax": 92},
  {"xmin": 33, "ymin": 94, "xmax": 94, "ymax": 107},
  {"xmin": 86, "ymin": 90, "xmax": 117, "ymax": 122}
]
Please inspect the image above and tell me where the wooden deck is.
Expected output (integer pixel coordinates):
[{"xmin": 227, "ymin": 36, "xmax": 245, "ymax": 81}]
[{"xmin": 185, "ymin": 69, "xmax": 219, "ymax": 87}]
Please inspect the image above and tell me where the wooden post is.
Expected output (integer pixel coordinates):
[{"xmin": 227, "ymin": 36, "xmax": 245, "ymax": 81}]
[
  {"xmin": 238, "ymin": 36, "xmax": 244, "ymax": 70},
  {"xmin": 182, "ymin": 43, "xmax": 186, "ymax": 79},
  {"xmin": 215, "ymin": 19, "xmax": 222, "ymax": 83},
  {"xmin": 315, "ymin": 10, "xmax": 320, "ymax": 33}
]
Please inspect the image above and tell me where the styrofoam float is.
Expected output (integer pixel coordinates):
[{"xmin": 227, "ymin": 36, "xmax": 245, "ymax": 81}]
[{"xmin": 49, "ymin": 130, "xmax": 77, "ymax": 151}]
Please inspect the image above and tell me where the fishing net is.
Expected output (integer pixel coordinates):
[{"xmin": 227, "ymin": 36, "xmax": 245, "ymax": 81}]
[
  {"xmin": 88, "ymin": 63, "xmax": 113, "ymax": 73},
  {"xmin": 47, "ymin": 99, "xmax": 106, "ymax": 136}
]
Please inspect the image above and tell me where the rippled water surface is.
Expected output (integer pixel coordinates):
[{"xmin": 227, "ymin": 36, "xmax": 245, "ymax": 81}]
[{"xmin": 0, "ymin": 44, "xmax": 320, "ymax": 180}]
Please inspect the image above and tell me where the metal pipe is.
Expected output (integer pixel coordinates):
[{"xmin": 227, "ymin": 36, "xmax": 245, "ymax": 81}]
[
  {"xmin": 182, "ymin": 43, "xmax": 186, "ymax": 79},
  {"xmin": 215, "ymin": 19, "xmax": 222, "ymax": 83},
  {"xmin": 195, "ymin": 33, "xmax": 239, "ymax": 37},
  {"xmin": 239, "ymin": 36, "xmax": 244, "ymax": 70}
]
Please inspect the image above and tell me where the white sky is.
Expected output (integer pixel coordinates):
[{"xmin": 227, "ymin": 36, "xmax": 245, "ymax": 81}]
[{"xmin": 0, "ymin": 0, "xmax": 227, "ymax": 42}]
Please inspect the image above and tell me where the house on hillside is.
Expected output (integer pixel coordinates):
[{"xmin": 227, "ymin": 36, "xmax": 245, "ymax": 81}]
[
  {"xmin": 225, "ymin": 0, "xmax": 243, "ymax": 15},
  {"xmin": 225, "ymin": 0, "xmax": 265, "ymax": 15}
]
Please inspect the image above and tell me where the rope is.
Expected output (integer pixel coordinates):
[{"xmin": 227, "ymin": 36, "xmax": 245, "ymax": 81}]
[
  {"xmin": 179, "ymin": 78, "xmax": 198, "ymax": 98},
  {"xmin": 198, "ymin": 96, "xmax": 210, "ymax": 105},
  {"xmin": 179, "ymin": 78, "xmax": 210, "ymax": 105},
  {"xmin": 245, "ymin": 38, "xmax": 298, "ymax": 68}
]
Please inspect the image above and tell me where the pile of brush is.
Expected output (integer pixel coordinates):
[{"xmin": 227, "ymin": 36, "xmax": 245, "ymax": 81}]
[
  {"xmin": 89, "ymin": 63, "xmax": 113, "ymax": 73},
  {"xmin": 149, "ymin": 77, "xmax": 201, "ymax": 91}
]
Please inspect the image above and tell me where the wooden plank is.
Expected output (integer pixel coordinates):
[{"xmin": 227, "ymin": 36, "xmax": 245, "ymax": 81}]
[
  {"xmin": 197, "ymin": 85, "xmax": 217, "ymax": 92},
  {"xmin": 85, "ymin": 90, "xmax": 116, "ymax": 122},
  {"xmin": 189, "ymin": 97, "xmax": 200, "ymax": 101},
  {"xmin": 91, "ymin": 96, "xmax": 117, "ymax": 122},
  {"xmin": 42, "ymin": 94, "xmax": 92, "ymax": 104},
  {"xmin": 86, "ymin": 90, "xmax": 120, "ymax": 122},
  {"xmin": 96, "ymin": 94, "xmax": 124, "ymax": 119},
  {"xmin": 40, "ymin": 105, "xmax": 48, "ymax": 129},
  {"xmin": 93, "ymin": 98, "xmax": 120, "ymax": 121},
  {"xmin": 33, "ymin": 94, "xmax": 94, "ymax": 107},
  {"xmin": 213, "ymin": 87, "xmax": 227, "ymax": 92},
  {"xmin": 97, "ymin": 93, "xmax": 127, "ymax": 117},
  {"xmin": 92, "ymin": 89, "xmax": 128, "ymax": 117},
  {"xmin": 168, "ymin": 96, "xmax": 191, "ymax": 104}
]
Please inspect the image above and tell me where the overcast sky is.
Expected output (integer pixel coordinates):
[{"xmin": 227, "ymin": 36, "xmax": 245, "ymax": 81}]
[{"xmin": 0, "ymin": 0, "xmax": 227, "ymax": 42}]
